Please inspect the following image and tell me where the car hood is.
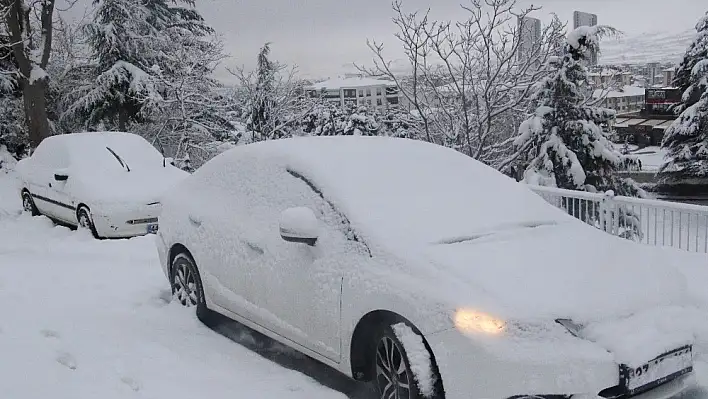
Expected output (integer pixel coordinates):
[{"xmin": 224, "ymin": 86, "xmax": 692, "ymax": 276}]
[
  {"xmin": 418, "ymin": 221, "xmax": 691, "ymax": 322},
  {"xmin": 78, "ymin": 167, "xmax": 189, "ymax": 205}
]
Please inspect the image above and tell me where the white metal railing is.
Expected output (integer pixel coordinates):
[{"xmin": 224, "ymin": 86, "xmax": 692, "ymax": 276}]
[{"xmin": 530, "ymin": 185, "xmax": 708, "ymax": 253}]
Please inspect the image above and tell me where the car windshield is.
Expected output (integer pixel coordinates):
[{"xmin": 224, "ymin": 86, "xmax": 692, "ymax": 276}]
[{"xmin": 106, "ymin": 147, "xmax": 131, "ymax": 172}]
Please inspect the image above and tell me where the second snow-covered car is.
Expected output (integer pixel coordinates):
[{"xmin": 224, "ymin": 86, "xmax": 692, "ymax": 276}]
[
  {"xmin": 16, "ymin": 132, "xmax": 188, "ymax": 238},
  {"xmin": 156, "ymin": 136, "xmax": 700, "ymax": 399}
]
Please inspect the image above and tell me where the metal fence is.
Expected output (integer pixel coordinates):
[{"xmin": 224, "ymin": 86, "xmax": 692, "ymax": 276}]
[{"xmin": 530, "ymin": 185, "xmax": 708, "ymax": 253}]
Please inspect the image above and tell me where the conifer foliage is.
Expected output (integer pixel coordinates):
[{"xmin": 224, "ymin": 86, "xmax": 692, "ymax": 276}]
[
  {"xmin": 514, "ymin": 26, "xmax": 640, "ymax": 197},
  {"xmin": 659, "ymin": 12, "xmax": 708, "ymax": 183}
]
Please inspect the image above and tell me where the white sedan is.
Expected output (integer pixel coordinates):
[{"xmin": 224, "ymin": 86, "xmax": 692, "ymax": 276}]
[
  {"xmin": 156, "ymin": 136, "xmax": 700, "ymax": 399},
  {"xmin": 16, "ymin": 132, "xmax": 188, "ymax": 238}
]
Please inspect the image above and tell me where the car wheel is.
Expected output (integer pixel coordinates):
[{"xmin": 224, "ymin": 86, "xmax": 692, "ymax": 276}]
[
  {"xmin": 373, "ymin": 325, "xmax": 440, "ymax": 399},
  {"xmin": 77, "ymin": 206, "xmax": 99, "ymax": 238},
  {"xmin": 21, "ymin": 191, "xmax": 40, "ymax": 216},
  {"xmin": 171, "ymin": 253, "xmax": 218, "ymax": 326}
]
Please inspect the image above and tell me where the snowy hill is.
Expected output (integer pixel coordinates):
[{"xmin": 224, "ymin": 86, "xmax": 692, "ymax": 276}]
[{"xmin": 600, "ymin": 30, "xmax": 695, "ymax": 65}]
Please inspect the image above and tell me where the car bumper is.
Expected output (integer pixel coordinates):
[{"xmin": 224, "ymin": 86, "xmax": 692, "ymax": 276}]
[
  {"xmin": 92, "ymin": 205, "xmax": 161, "ymax": 238},
  {"xmin": 425, "ymin": 328, "xmax": 695, "ymax": 399}
]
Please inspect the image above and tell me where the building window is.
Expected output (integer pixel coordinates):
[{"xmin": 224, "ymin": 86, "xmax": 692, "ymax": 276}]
[
  {"xmin": 388, "ymin": 97, "xmax": 399, "ymax": 105},
  {"xmin": 376, "ymin": 87, "xmax": 382, "ymax": 96},
  {"xmin": 343, "ymin": 89, "xmax": 356, "ymax": 98},
  {"xmin": 366, "ymin": 99, "xmax": 371, "ymax": 105},
  {"xmin": 366, "ymin": 88, "xmax": 372, "ymax": 96},
  {"xmin": 358, "ymin": 89, "xmax": 364, "ymax": 97},
  {"xmin": 377, "ymin": 98, "xmax": 382, "ymax": 106}
]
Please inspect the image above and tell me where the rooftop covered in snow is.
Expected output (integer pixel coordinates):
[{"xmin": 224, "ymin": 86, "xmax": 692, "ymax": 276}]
[{"xmin": 307, "ymin": 77, "xmax": 397, "ymax": 90}]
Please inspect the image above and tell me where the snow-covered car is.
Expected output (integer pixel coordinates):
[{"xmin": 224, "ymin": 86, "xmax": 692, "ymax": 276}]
[
  {"xmin": 16, "ymin": 132, "xmax": 188, "ymax": 238},
  {"xmin": 156, "ymin": 136, "xmax": 699, "ymax": 399}
]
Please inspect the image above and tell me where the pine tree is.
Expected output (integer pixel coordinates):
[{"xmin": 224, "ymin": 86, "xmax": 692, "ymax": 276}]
[
  {"xmin": 246, "ymin": 43, "xmax": 280, "ymax": 141},
  {"xmin": 66, "ymin": 0, "xmax": 210, "ymax": 130},
  {"xmin": 514, "ymin": 26, "xmax": 642, "ymax": 239},
  {"xmin": 658, "ymin": 13, "xmax": 708, "ymax": 183},
  {"xmin": 515, "ymin": 26, "xmax": 640, "ymax": 196}
]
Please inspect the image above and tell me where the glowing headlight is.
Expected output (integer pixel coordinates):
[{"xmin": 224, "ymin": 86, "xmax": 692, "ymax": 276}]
[{"xmin": 454, "ymin": 308, "xmax": 505, "ymax": 335}]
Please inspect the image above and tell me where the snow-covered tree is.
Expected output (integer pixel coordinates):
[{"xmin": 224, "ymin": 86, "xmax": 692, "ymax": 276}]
[
  {"xmin": 359, "ymin": 0, "xmax": 566, "ymax": 168},
  {"xmin": 514, "ymin": 26, "xmax": 642, "ymax": 239},
  {"xmin": 231, "ymin": 44, "xmax": 310, "ymax": 143},
  {"xmin": 0, "ymin": 0, "xmax": 57, "ymax": 148},
  {"xmin": 658, "ymin": 12, "xmax": 708, "ymax": 183},
  {"xmin": 514, "ymin": 26, "xmax": 639, "ymax": 194},
  {"xmin": 66, "ymin": 0, "xmax": 210, "ymax": 131}
]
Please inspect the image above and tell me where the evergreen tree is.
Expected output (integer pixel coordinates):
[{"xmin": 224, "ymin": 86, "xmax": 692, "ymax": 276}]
[
  {"xmin": 658, "ymin": 13, "xmax": 708, "ymax": 183},
  {"xmin": 66, "ymin": 0, "xmax": 210, "ymax": 130},
  {"xmin": 245, "ymin": 43, "xmax": 281, "ymax": 141},
  {"xmin": 514, "ymin": 26, "xmax": 642, "ymax": 239},
  {"xmin": 514, "ymin": 26, "xmax": 640, "ymax": 196}
]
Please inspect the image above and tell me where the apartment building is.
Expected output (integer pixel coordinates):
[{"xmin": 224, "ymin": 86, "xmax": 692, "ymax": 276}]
[
  {"xmin": 573, "ymin": 11, "xmax": 598, "ymax": 66},
  {"xmin": 592, "ymin": 85, "xmax": 645, "ymax": 113},
  {"xmin": 305, "ymin": 77, "xmax": 404, "ymax": 110},
  {"xmin": 587, "ymin": 70, "xmax": 633, "ymax": 87},
  {"xmin": 517, "ymin": 16, "xmax": 542, "ymax": 61}
]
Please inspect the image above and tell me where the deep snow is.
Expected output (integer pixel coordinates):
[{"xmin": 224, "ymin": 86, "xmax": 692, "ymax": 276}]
[
  {"xmin": 0, "ymin": 171, "xmax": 346, "ymax": 399},
  {"xmin": 2, "ymin": 162, "xmax": 708, "ymax": 398}
]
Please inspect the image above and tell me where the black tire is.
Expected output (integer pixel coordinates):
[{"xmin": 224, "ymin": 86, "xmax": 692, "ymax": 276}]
[
  {"xmin": 21, "ymin": 191, "xmax": 40, "ymax": 216},
  {"xmin": 170, "ymin": 252, "xmax": 218, "ymax": 326},
  {"xmin": 77, "ymin": 206, "xmax": 99, "ymax": 238},
  {"xmin": 372, "ymin": 324, "xmax": 442, "ymax": 399}
]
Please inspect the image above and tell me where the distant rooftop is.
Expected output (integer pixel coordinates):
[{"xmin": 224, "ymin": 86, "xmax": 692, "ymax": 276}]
[
  {"xmin": 308, "ymin": 77, "xmax": 397, "ymax": 90},
  {"xmin": 593, "ymin": 85, "xmax": 646, "ymax": 99}
]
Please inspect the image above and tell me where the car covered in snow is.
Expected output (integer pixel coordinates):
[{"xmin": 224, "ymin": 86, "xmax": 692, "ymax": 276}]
[
  {"xmin": 16, "ymin": 132, "xmax": 188, "ymax": 238},
  {"xmin": 156, "ymin": 136, "xmax": 699, "ymax": 399}
]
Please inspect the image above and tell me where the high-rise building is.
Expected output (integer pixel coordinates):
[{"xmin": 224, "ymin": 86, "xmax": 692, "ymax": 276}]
[
  {"xmin": 573, "ymin": 11, "xmax": 598, "ymax": 66},
  {"xmin": 517, "ymin": 16, "xmax": 542, "ymax": 61}
]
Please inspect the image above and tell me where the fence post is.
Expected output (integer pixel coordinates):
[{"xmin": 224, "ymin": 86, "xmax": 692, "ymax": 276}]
[{"xmin": 600, "ymin": 190, "xmax": 616, "ymax": 234}]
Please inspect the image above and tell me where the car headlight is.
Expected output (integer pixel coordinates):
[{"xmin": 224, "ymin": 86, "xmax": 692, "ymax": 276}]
[{"xmin": 454, "ymin": 308, "xmax": 505, "ymax": 335}]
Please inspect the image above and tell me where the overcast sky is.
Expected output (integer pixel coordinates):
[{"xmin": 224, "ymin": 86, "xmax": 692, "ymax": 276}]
[{"xmin": 64, "ymin": 0, "xmax": 706, "ymax": 83}]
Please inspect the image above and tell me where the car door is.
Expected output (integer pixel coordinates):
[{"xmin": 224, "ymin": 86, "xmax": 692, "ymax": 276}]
[
  {"xmin": 247, "ymin": 170, "xmax": 370, "ymax": 362},
  {"xmin": 41, "ymin": 142, "xmax": 75, "ymax": 223},
  {"xmin": 22, "ymin": 141, "xmax": 59, "ymax": 216}
]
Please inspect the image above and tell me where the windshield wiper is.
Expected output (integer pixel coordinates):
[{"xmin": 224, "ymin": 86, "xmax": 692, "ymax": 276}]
[
  {"xmin": 434, "ymin": 221, "xmax": 559, "ymax": 245},
  {"xmin": 106, "ymin": 146, "xmax": 131, "ymax": 172}
]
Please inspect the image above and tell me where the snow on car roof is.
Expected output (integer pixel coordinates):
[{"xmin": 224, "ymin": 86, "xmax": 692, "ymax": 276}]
[
  {"xmin": 47, "ymin": 132, "xmax": 164, "ymax": 170},
  {"xmin": 221, "ymin": 136, "xmax": 573, "ymax": 254}
]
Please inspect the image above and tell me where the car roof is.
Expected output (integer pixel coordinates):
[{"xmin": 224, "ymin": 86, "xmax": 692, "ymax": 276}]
[{"xmin": 209, "ymin": 136, "xmax": 570, "ymax": 253}]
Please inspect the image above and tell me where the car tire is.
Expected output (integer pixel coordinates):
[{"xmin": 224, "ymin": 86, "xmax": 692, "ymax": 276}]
[
  {"xmin": 171, "ymin": 252, "xmax": 218, "ymax": 327},
  {"xmin": 77, "ymin": 206, "xmax": 99, "ymax": 238},
  {"xmin": 372, "ymin": 324, "xmax": 443, "ymax": 399},
  {"xmin": 21, "ymin": 191, "xmax": 40, "ymax": 216}
]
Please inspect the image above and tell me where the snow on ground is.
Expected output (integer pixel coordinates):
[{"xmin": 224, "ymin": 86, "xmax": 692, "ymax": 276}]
[
  {"xmin": 0, "ymin": 172, "xmax": 346, "ymax": 399},
  {"xmin": 631, "ymin": 146, "xmax": 668, "ymax": 172}
]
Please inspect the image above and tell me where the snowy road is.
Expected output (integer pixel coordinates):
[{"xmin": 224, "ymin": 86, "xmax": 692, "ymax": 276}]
[{"xmin": 1, "ymin": 169, "xmax": 707, "ymax": 399}]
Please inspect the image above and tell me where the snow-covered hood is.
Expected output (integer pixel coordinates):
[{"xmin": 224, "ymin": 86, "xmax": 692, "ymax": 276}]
[
  {"xmin": 419, "ymin": 221, "xmax": 691, "ymax": 322},
  {"xmin": 76, "ymin": 166, "xmax": 188, "ymax": 205}
]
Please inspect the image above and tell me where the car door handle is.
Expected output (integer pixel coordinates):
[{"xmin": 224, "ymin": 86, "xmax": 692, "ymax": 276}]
[{"xmin": 188, "ymin": 215, "xmax": 202, "ymax": 227}]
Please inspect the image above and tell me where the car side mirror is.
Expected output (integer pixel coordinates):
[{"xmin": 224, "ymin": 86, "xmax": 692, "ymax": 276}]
[
  {"xmin": 164, "ymin": 157, "xmax": 175, "ymax": 167},
  {"xmin": 54, "ymin": 172, "xmax": 68, "ymax": 182},
  {"xmin": 279, "ymin": 207, "xmax": 319, "ymax": 246}
]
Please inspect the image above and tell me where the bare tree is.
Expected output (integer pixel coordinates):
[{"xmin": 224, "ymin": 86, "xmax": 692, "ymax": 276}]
[
  {"xmin": 358, "ymin": 0, "xmax": 566, "ymax": 169},
  {"xmin": 0, "ymin": 0, "xmax": 63, "ymax": 148}
]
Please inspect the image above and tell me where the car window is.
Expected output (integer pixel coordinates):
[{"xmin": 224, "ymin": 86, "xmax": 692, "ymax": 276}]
[
  {"xmin": 287, "ymin": 169, "xmax": 371, "ymax": 257},
  {"xmin": 32, "ymin": 139, "xmax": 69, "ymax": 169}
]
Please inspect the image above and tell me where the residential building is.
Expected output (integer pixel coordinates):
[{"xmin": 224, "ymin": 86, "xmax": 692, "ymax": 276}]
[
  {"xmin": 611, "ymin": 87, "xmax": 682, "ymax": 147},
  {"xmin": 517, "ymin": 16, "xmax": 541, "ymax": 61},
  {"xmin": 593, "ymin": 85, "xmax": 645, "ymax": 114},
  {"xmin": 587, "ymin": 69, "xmax": 633, "ymax": 87},
  {"xmin": 305, "ymin": 77, "xmax": 405, "ymax": 110},
  {"xmin": 573, "ymin": 11, "xmax": 598, "ymax": 66},
  {"xmin": 663, "ymin": 68, "xmax": 676, "ymax": 87}
]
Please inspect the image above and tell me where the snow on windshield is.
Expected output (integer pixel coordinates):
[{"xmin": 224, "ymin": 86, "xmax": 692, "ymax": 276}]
[{"xmin": 61, "ymin": 132, "xmax": 164, "ymax": 171}]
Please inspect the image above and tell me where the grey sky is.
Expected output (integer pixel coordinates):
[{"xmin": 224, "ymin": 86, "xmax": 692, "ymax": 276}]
[{"xmin": 64, "ymin": 0, "xmax": 706, "ymax": 82}]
